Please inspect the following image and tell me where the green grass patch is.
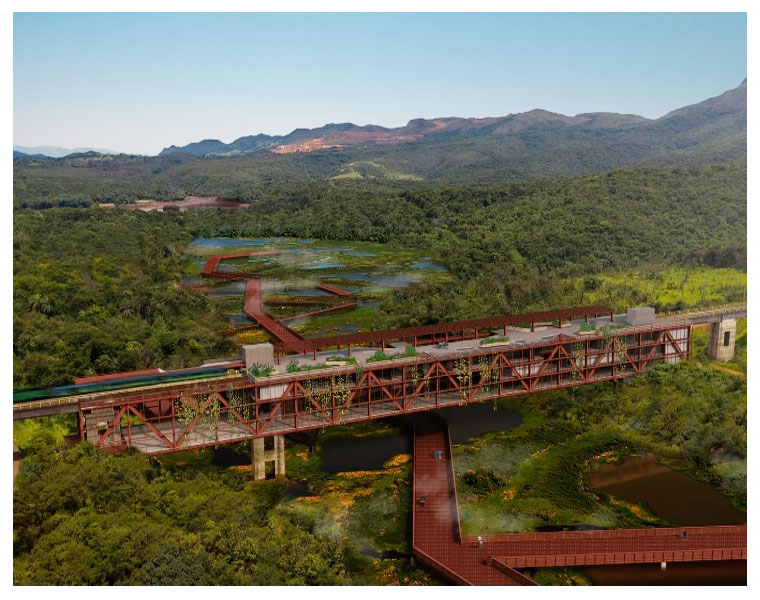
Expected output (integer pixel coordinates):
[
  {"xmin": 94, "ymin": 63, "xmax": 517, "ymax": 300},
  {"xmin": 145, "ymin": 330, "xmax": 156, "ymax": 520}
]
[
  {"xmin": 14, "ymin": 415, "xmax": 77, "ymax": 449},
  {"xmin": 480, "ymin": 335, "xmax": 510, "ymax": 346},
  {"xmin": 576, "ymin": 266, "xmax": 746, "ymax": 312}
]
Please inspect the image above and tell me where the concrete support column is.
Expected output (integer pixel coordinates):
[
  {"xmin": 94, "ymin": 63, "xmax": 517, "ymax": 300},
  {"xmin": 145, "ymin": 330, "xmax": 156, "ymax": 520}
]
[
  {"xmin": 251, "ymin": 434, "xmax": 286, "ymax": 480},
  {"xmin": 84, "ymin": 407, "xmax": 119, "ymax": 444},
  {"xmin": 274, "ymin": 435, "xmax": 286, "ymax": 477},
  {"xmin": 708, "ymin": 318, "xmax": 736, "ymax": 362},
  {"xmin": 251, "ymin": 438, "xmax": 266, "ymax": 480}
]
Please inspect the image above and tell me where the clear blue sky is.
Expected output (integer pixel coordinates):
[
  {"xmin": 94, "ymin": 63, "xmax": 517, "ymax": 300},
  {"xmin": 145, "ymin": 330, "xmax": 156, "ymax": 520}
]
[{"xmin": 13, "ymin": 12, "xmax": 747, "ymax": 155}]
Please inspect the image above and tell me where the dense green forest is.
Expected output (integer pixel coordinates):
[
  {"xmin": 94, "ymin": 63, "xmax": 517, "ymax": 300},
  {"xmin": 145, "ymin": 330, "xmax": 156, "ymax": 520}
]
[
  {"xmin": 13, "ymin": 359, "xmax": 746, "ymax": 585},
  {"xmin": 13, "ymin": 436, "xmax": 353, "ymax": 585},
  {"xmin": 12, "ymin": 136, "xmax": 748, "ymax": 586},
  {"xmin": 13, "ymin": 161, "xmax": 746, "ymax": 387},
  {"xmin": 13, "ymin": 211, "xmax": 236, "ymax": 387}
]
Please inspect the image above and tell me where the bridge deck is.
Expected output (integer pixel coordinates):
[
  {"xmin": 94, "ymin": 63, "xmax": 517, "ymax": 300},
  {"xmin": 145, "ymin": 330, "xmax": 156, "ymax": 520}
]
[{"xmin": 411, "ymin": 415, "xmax": 747, "ymax": 585}]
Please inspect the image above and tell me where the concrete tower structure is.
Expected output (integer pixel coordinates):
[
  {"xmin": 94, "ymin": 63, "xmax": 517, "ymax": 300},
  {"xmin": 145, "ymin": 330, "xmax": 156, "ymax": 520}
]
[{"xmin": 708, "ymin": 318, "xmax": 736, "ymax": 362}]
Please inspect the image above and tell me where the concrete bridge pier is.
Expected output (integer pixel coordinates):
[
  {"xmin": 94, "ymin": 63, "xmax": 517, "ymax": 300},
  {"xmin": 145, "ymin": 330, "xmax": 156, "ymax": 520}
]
[
  {"xmin": 708, "ymin": 318, "xmax": 736, "ymax": 362},
  {"xmin": 251, "ymin": 435, "xmax": 285, "ymax": 480}
]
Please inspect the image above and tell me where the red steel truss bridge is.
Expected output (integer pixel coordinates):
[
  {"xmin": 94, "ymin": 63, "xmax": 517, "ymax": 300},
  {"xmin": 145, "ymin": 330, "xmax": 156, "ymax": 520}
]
[
  {"xmin": 69, "ymin": 308, "xmax": 690, "ymax": 454},
  {"xmin": 411, "ymin": 415, "xmax": 747, "ymax": 585}
]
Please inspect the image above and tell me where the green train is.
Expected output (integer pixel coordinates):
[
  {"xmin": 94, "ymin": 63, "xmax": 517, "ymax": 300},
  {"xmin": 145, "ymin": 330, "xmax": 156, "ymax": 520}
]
[{"xmin": 13, "ymin": 364, "xmax": 242, "ymax": 404}]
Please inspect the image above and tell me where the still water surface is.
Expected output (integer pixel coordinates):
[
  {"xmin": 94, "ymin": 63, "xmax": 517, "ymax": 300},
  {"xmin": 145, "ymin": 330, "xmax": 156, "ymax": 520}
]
[
  {"xmin": 319, "ymin": 403, "xmax": 522, "ymax": 472},
  {"xmin": 584, "ymin": 452, "xmax": 746, "ymax": 585}
]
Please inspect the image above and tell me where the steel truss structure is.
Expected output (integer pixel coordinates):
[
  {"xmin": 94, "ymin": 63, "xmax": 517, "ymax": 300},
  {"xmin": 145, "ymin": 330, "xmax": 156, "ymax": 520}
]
[{"xmin": 80, "ymin": 322, "xmax": 690, "ymax": 455}]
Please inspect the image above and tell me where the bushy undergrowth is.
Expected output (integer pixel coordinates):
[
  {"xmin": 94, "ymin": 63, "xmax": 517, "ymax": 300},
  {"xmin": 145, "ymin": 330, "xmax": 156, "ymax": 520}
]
[
  {"xmin": 455, "ymin": 360, "xmax": 746, "ymax": 534},
  {"xmin": 13, "ymin": 434, "xmax": 353, "ymax": 585}
]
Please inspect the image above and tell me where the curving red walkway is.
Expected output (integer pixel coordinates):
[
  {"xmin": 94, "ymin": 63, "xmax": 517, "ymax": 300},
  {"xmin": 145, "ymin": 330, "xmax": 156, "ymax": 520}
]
[
  {"xmin": 243, "ymin": 278, "xmax": 305, "ymax": 349},
  {"xmin": 411, "ymin": 415, "xmax": 747, "ymax": 586},
  {"xmin": 200, "ymin": 251, "xmax": 356, "ymax": 352}
]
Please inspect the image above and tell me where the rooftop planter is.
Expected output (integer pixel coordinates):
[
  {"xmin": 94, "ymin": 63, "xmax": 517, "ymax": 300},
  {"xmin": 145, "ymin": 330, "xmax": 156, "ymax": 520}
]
[
  {"xmin": 325, "ymin": 356, "xmax": 358, "ymax": 367},
  {"xmin": 367, "ymin": 345, "xmax": 418, "ymax": 363},
  {"xmin": 248, "ymin": 363, "xmax": 278, "ymax": 378},
  {"xmin": 479, "ymin": 336, "xmax": 511, "ymax": 347}
]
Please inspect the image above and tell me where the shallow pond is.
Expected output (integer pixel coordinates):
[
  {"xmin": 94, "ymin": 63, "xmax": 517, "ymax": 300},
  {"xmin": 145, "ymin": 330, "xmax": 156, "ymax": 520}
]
[
  {"xmin": 587, "ymin": 452, "xmax": 746, "ymax": 527},
  {"xmin": 410, "ymin": 260, "xmax": 448, "ymax": 273},
  {"xmin": 280, "ymin": 288, "xmax": 331, "ymax": 297},
  {"xmin": 207, "ymin": 281, "xmax": 247, "ymax": 297},
  {"xmin": 319, "ymin": 403, "xmax": 522, "ymax": 473},
  {"xmin": 320, "ymin": 433, "xmax": 412, "ymax": 473},
  {"xmin": 582, "ymin": 452, "xmax": 746, "ymax": 585},
  {"xmin": 434, "ymin": 403, "xmax": 523, "ymax": 445}
]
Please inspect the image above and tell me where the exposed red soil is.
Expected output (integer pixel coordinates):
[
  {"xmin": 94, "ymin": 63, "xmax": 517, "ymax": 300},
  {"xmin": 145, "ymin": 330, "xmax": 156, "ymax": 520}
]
[
  {"xmin": 270, "ymin": 117, "xmax": 501, "ymax": 154},
  {"xmin": 113, "ymin": 196, "xmax": 248, "ymax": 212},
  {"xmin": 272, "ymin": 138, "xmax": 345, "ymax": 154}
]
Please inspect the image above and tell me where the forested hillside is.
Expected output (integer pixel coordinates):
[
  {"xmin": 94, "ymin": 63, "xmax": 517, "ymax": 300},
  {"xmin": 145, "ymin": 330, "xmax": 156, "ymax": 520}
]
[
  {"xmin": 13, "ymin": 161, "xmax": 746, "ymax": 387},
  {"xmin": 12, "ymin": 81, "xmax": 746, "ymax": 208},
  {"xmin": 13, "ymin": 212, "xmax": 236, "ymax": 387}
]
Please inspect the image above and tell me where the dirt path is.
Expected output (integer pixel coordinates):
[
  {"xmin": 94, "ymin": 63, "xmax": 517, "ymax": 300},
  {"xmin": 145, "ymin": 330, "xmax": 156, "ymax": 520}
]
[{"xmin": 696, "ymin": 360, "xmax": 746, "ymax": 379}]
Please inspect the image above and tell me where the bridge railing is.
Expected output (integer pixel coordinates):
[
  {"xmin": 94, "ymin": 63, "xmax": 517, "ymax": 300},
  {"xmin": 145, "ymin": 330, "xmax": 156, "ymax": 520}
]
[{"xmin": 659, "ymin": 302, "xmax": 746, "ymax": 319}]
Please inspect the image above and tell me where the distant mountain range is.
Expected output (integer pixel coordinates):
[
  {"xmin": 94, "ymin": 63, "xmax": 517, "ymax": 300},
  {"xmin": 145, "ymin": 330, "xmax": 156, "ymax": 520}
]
[
  {"xmin": 13, "ymin": 145, "xmax": 120, "ymax": 159},
  {"xmin": 13, "ymin": 80, "xmax": 746, "ymax": 189},
  {"xmin": 158, "ymin": 79, "xmax": 746, "ymax": 166}
]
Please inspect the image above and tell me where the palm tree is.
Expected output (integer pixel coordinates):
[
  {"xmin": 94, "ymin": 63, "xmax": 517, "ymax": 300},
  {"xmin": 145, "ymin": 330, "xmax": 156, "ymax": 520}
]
[{"xmin": 29, "ymin": 293, "xmax": 53, "ymax": 315}]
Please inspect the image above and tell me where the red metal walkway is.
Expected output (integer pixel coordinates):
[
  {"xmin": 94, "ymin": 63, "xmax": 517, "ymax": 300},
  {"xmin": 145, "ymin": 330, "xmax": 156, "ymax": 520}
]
[
  {"xmin": 243, "ymin": 278, "xmax": 305, "ymax": 349},
  {"xmin": 317, "ymin": 283, "xmax": 354, "ymax": 296},
  {"xmin": 411, "ymin": 415, "xmax": 747, "ymax": 585},
  {"xmin": 200, "ymin": 250, "xmax": 281, "ymax": 279},
  {"xmin": 200, "ymin": 251, "xmax": 356, "ymax": 352}
]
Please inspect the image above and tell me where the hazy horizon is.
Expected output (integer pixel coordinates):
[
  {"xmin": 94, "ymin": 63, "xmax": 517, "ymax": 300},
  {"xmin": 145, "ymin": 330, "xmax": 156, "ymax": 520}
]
[{"xmin": 14, "ymin": 12, "xmax": 747, "ymax": 155}]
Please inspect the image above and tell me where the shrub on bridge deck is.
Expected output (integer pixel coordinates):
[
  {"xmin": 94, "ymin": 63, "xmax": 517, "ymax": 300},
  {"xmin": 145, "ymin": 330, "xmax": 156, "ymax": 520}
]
[
  {"xmin": 248, "ymin": 362, "xmax": 275, "ymax": 377},
  {"xmin": 367, "ymin": 346, "xmax": 418, "ymax": 363}
]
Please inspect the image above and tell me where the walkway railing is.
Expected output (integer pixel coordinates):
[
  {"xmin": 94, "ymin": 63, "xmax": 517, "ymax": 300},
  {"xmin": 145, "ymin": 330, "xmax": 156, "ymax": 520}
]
[
  {"xmin": 660, "ymin": 302, "xmax": 746, "ymax": 319},
  {"xmin": 411, "ymin": 416, "xmax": 747, "ymax": 585}
]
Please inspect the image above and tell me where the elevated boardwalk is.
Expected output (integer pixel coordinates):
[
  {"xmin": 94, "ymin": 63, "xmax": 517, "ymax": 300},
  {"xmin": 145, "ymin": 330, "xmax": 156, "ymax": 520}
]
[
  {"xmin": 202, "ymin": 251, "xmax": 355, "ymax": 351},
  {"xmin": 200, "ymin": 250, "xmax": 281, "ymax": 279},
  {"xmin": 243, "ymin": 278, "xmax": 305, "ymax": 349},
  {"xmin": 411, "ymin": 415, "xmax": 747, "ymax": 585}
]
